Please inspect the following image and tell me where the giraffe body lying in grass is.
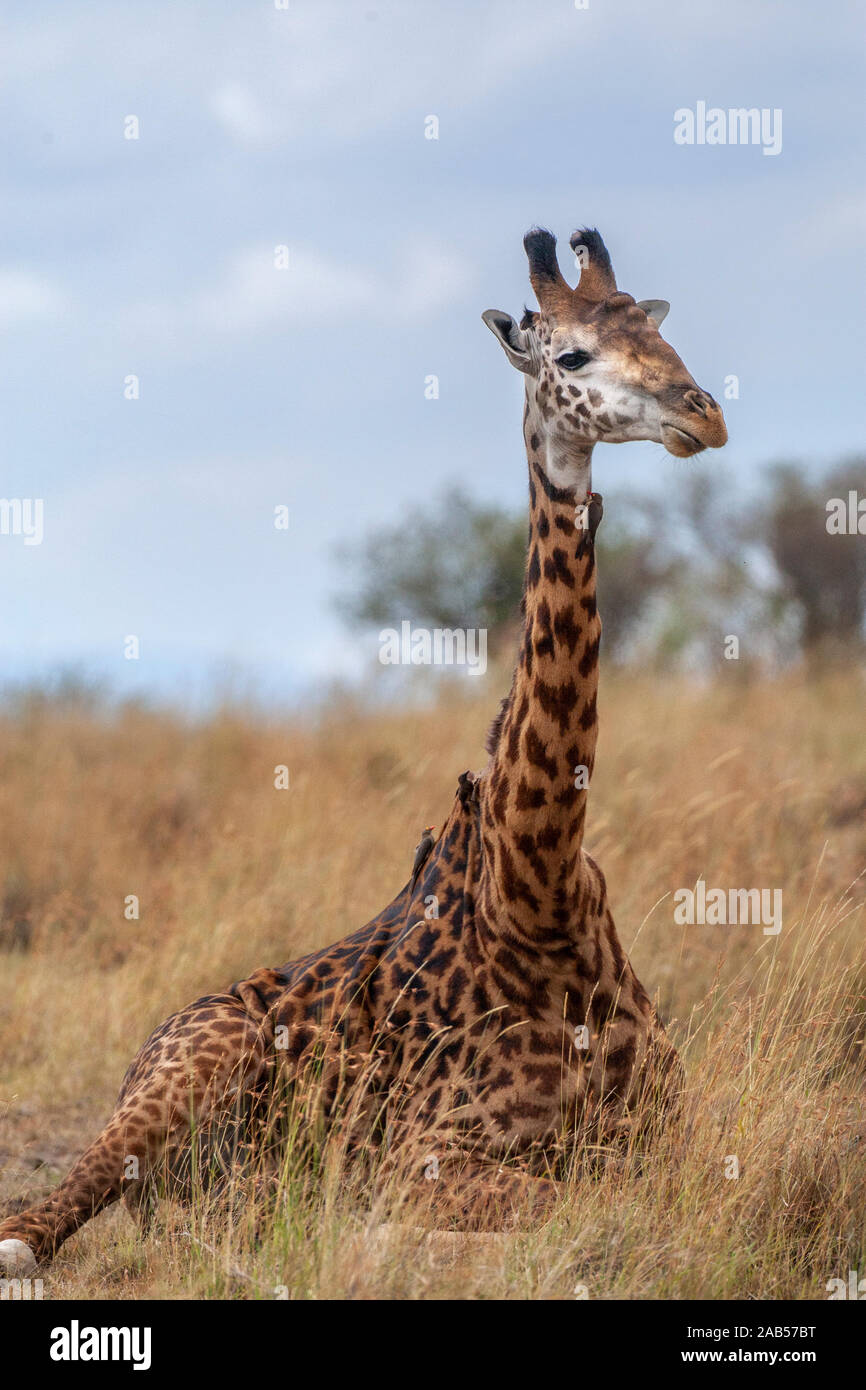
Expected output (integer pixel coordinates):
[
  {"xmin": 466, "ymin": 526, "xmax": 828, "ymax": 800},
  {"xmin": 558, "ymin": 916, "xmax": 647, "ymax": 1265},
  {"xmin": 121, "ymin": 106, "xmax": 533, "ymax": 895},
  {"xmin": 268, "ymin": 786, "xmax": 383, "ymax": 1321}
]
[{"xmin": 0, "ymin": 226, "xmax": 727, "ymax": 1274}]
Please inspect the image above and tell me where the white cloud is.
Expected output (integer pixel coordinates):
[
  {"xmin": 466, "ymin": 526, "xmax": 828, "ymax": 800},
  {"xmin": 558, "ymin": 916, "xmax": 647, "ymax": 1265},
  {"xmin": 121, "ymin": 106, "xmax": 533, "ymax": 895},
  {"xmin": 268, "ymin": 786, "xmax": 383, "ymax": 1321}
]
[
  {"xmin": 1, "ymin": 2, "xmax": 596, "ymax": 153},
  {"xmin": 208, "ymin": 82, "xmax": 271, "ymax": 147},
  {"xmin": 195, "ymin": 246, "xmax": 377, "ymax": 331},
  {"xmin": 0, "ymin": 269, "xmax": 65, "ymax": 329},
  {"xmin": 3, "ymin": 0, "xmax": 859, "ymax": 163},
  {"xmin": 398, "ymin": 243, "xmax": 473, "ymax": 318},
  {"xmin": 797, "ymin": 194, "xmax": 866, "ymax": 255},
  {"xmin": 127, "ymin": 240, "xmax": 472, "ymax": 347}
]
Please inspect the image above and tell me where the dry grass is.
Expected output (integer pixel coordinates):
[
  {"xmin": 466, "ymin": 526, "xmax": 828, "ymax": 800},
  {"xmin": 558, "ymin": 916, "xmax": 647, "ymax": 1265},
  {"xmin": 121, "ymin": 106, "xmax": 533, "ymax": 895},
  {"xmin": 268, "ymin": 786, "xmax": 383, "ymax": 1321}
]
[{"xmin": 1, "ymin": 667, "xmax": 864, "ymax": 1299}]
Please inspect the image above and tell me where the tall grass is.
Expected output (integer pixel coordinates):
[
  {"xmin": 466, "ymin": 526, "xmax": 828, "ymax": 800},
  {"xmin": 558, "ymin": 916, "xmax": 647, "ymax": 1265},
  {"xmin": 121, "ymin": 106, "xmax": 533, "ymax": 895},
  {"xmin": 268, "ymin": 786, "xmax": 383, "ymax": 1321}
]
[{"xmin": 0, "ymin": 668, "xmax": 863, "ymax": 1298}]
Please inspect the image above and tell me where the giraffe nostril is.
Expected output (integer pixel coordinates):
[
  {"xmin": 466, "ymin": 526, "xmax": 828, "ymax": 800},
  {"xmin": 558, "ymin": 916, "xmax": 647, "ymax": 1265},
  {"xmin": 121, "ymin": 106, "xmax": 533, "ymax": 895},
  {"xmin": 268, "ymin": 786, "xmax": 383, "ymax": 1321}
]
[{"xmin": 684, "ymin": 389, "xmax": 710, "ymax": 418}]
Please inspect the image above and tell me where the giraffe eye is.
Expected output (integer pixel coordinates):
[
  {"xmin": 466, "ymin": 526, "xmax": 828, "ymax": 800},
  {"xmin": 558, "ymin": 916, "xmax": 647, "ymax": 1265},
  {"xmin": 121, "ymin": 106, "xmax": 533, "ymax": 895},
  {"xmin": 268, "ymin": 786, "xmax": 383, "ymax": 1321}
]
[{"xmin": 556, "ymin": 350, "xmax": 592, "ymax": 371}]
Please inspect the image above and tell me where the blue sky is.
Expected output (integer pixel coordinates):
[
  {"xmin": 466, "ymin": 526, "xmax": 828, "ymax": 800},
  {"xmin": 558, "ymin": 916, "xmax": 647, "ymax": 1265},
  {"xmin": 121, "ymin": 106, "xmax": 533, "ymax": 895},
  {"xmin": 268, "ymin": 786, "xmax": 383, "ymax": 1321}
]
[{"xmin": 1, "ymin": 0, "xmax": 863, "ymax": 705}]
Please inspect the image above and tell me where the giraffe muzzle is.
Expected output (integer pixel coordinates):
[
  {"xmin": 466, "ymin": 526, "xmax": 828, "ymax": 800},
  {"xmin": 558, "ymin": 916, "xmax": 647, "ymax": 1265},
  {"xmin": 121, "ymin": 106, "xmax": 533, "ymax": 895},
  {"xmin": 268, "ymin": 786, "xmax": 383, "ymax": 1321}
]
[
  {"xmin": 660, "ymin": 422, "xmax": 708, "ymax": 457},
  {"xmin": 660, "ymin": 389, "xmax": 728, "ymax": 456}
]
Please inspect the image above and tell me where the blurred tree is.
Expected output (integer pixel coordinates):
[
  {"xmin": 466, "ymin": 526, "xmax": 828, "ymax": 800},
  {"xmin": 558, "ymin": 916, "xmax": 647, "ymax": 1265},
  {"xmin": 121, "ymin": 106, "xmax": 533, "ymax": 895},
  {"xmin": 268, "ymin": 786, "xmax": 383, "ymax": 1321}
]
[
  {"xmin": 594, "ymin": 512, "xmax": 681, "ymax": 662},
  {"xmin": 335, "ymin": 485, "xmax": 675, "ymax": 661},
  {"xmin": 636, "ymin": 472, "xmax": 784, "ymax": 673},
  {"xmin": 335, "ymin": 486, "xmax": 681, "ymax": 664},
  {"xmin": 334, "ymin": 462, "xmax": 866, "ymax": 671},
  {"xmin": 763, "ymin": 459, "xmax": 866, "ymax": 655},
  {"xmin": 334, "ymin": 487, "xmax": 527, "ymax": 656}
]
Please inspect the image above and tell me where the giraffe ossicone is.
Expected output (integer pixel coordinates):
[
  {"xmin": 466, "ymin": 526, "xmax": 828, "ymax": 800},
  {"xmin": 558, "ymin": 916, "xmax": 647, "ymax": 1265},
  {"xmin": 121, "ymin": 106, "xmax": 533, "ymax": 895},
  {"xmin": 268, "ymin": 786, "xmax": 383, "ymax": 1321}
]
[{"xmin": 0, "ymin": 227, "xmax": 727, "ymax": 1272}]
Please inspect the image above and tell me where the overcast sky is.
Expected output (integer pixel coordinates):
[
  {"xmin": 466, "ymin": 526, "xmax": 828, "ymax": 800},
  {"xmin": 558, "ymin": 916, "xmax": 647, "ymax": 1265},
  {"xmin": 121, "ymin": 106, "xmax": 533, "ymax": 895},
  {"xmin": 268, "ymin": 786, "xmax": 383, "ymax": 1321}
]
[{"xmin": 1, "ymin": 0, "xmax": 863, "ymax": 706}]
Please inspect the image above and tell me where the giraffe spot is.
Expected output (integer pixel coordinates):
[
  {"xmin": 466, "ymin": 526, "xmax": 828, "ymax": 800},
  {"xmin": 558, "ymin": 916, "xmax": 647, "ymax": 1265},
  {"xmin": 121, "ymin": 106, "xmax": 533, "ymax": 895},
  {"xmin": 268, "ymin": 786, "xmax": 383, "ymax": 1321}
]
[
  {"xmin": 542, "ymin": 549, "xmax": 575, "ymax": 588},
  {"xmin": 527, "ymin": 546, "xmax": 541, "ymax": 589},
  {"xmin": 498, "ymin": 841, "xmax": 541, "ymax": 912},
  {"xmin": 580, "ymin": 593, "xmax": 597, "ymax": 618},
  {"xmin": 524, "ymin": 726, "xmax": 558, "ymax": 780},
  {"xmin": 515, "ymin": 776, "xmax": 547, "ymax": 810},
  {"xmin": 536, "ymin": 824, "xmax": 561, "ymax": 851},
  {"xmin": 492, "ymin": 773, "xmax": 509, "ymax": 823},
  {"xmin": 579, "ymin": 691, "xmax": 598, "ymax": 732},
  {"xmin": 515, "ymin": 831, "xmax": 550, "ymax": 886},
  {"xmin": 509, "ymin": 1099, "xmax": 551, "ymax": 1120},
  {"xmin": 507, "ymin": 695, "xmax": 528, "ymax": 761},
  {"xmin": 521, "ymin": 1063, "xmax": 561, "ymax": 1095},
  {"xmin": 498, "ymin": 1033, "xmax": 524, "ymax": 1060},
  {"xmin": 521, "ymin": 626, "xmax": 534, "ymax": 678},
  {"xmin": 553, "ymin": 607, "xmax": 581, "ymax": 656},
  {"xmin": 534, "ymin": 676, "xmax": 580, "ymax": 735},
  {"xmin": 606, "ymin": 1041, "xmax": 637, "ymax": 1071},
  {"xmin": 578, "ymin": 634, "xmax": 601, "ymax": 678}
]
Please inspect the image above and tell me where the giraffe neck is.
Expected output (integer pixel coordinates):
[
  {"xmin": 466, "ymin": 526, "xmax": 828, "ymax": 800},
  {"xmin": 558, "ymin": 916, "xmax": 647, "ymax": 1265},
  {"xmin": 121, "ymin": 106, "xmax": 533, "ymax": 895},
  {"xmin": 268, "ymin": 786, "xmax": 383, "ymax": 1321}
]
[{"xmin": 479, "ymin": 400, "xmax": 600, "ymax": 940}]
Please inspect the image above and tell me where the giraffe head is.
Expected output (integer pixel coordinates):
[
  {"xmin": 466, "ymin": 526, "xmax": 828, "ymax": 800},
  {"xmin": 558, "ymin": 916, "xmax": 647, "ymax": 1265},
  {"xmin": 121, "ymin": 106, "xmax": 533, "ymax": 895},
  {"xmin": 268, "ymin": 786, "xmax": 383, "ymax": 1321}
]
[{"xmin": 483, "ymin": 227, "xmax": 727, "ymax": 489}]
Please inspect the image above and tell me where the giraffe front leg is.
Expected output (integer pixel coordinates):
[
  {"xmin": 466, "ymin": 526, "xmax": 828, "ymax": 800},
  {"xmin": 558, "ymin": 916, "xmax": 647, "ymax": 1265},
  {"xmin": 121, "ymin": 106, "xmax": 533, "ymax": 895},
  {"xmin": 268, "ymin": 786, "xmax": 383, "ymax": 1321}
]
[
  {"xmin": 0, "ymin": 1120, "xmax": 156, "ymax": 1269},
  {"xmin": 0, "ymin": 988, "xmax": 276, "ymax": 1270}
]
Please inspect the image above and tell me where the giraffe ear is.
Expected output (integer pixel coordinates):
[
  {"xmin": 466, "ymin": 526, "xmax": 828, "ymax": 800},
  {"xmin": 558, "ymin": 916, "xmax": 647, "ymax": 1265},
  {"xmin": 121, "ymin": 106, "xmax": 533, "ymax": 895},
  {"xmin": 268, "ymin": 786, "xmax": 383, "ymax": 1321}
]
[
  {"xmin": 636, "ymin": 299, "xmax": 670, "ymax": 328},
  {"xmin": 481, "ymin": 310, "xmax": 535, "ymax": 374}
]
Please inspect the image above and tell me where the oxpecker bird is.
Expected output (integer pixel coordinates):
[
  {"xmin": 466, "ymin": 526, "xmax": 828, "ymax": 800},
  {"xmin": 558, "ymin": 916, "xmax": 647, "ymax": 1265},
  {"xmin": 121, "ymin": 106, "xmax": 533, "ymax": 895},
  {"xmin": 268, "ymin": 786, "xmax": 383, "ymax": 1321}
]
[{"xmin": 409, "ymin": 825, "xmax": 436, "ymax": 897}]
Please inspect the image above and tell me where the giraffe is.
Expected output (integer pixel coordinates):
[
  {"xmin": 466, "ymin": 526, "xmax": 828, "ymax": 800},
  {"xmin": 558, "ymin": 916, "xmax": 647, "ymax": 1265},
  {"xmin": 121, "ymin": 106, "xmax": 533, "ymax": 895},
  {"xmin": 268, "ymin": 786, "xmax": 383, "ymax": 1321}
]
[{"xmin": 0, "ymin": 226, "xmax": 727, "ymax": 1275}]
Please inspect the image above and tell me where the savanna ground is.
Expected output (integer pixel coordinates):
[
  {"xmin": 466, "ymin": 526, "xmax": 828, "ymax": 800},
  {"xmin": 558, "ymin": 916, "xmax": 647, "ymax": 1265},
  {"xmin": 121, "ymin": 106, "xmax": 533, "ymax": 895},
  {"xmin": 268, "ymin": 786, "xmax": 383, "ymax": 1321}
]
[{"xmin": 1, "ymin": 667, "xmax": 864, "ymax": 1300}]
